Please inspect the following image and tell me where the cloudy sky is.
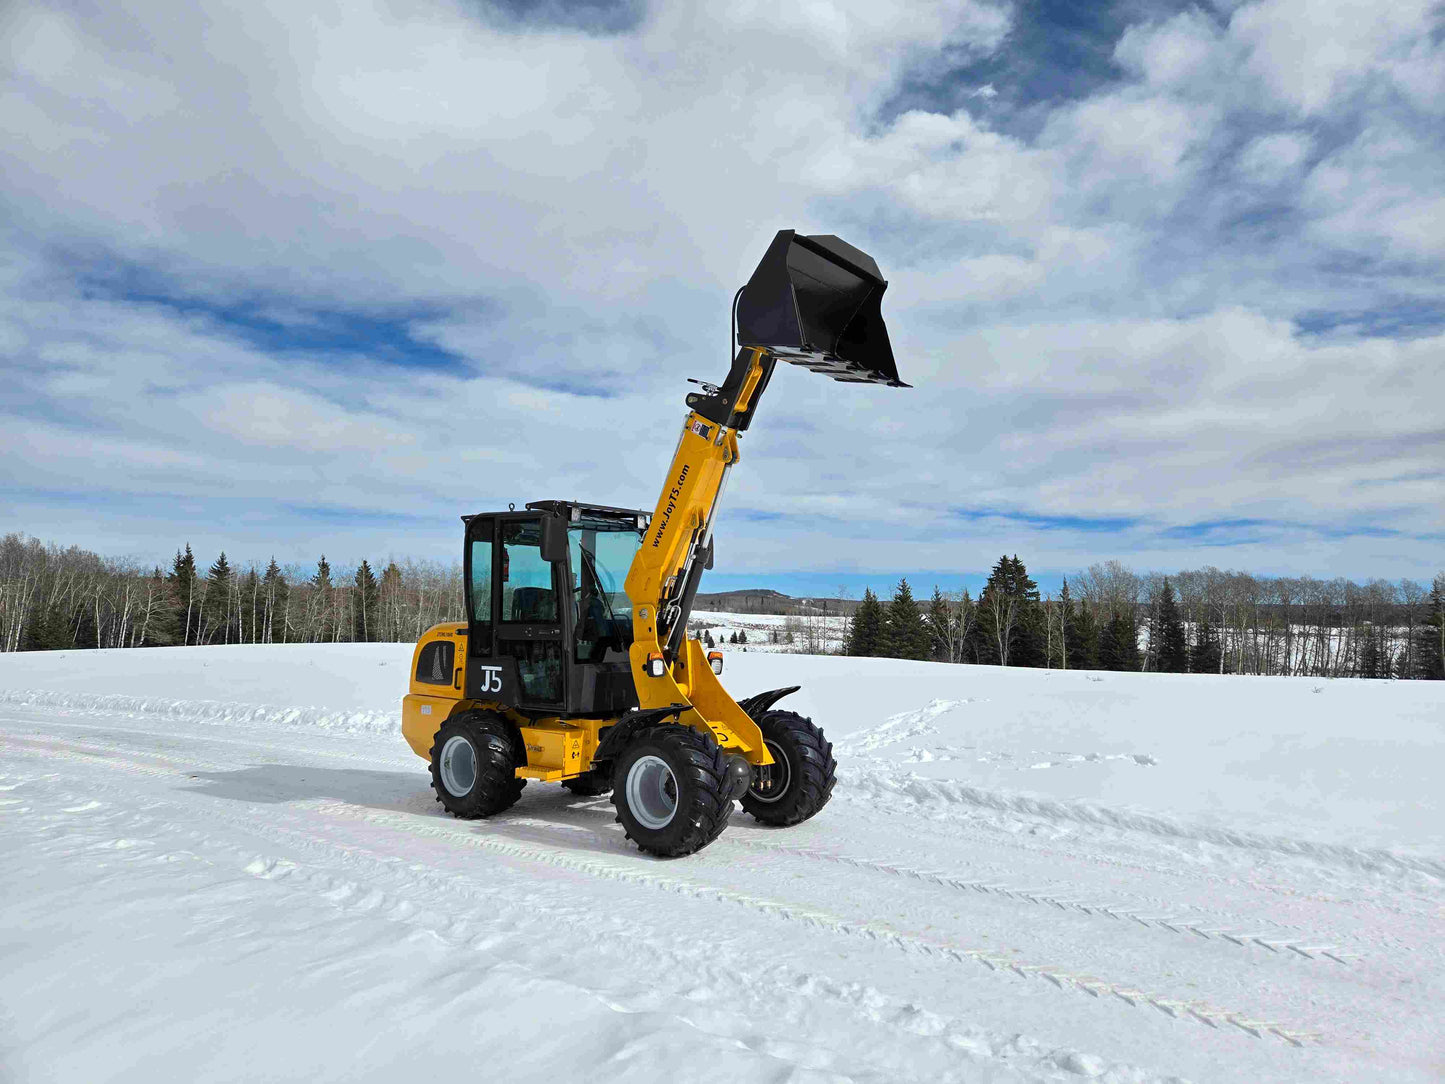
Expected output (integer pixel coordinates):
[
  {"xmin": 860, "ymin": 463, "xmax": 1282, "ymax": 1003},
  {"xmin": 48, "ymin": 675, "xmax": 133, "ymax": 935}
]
[{"xmin": 2, "ymin": 0, "xmax": 1442, "ymax": 594}]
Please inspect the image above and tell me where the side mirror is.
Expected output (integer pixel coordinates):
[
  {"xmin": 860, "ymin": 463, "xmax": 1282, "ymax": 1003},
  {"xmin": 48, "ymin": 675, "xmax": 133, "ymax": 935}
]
[{"xmin": 540, "ymin": 515, "xmax": 568, "ymax": 564}]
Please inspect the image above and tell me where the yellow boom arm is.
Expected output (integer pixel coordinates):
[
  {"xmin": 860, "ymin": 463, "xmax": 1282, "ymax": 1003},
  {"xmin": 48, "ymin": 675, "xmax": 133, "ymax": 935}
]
[{"xmin": 623, "ymin": 348, "xmax": 772, "ymax": 761}]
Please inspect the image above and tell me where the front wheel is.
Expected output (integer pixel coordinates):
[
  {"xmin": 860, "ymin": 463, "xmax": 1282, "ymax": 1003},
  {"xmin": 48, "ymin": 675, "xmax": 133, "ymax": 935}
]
[
  {"xmin": 611, "ymin": 725, "xmax": 735, "ymax": 857},
  {"xmin": 740, "ymin": 710, "xmax": 835, "ymax": 827}
]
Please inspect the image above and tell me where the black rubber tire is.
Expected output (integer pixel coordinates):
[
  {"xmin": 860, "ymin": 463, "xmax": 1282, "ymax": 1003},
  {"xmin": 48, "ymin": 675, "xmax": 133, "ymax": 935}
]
[
  {"xmin": 611, "ymin": 724, "xmax": 734, "ymax": 858},
  {"xmin": 561, "ymin": 770, "xmax": 612, "ymax": 797},
  {"xmin": 739, "ymin": 709, "xmax": 836, "ymax": 827},
  {"xmin": 429, "ymin": 711, "xmax": 525, "ymax": 819}
]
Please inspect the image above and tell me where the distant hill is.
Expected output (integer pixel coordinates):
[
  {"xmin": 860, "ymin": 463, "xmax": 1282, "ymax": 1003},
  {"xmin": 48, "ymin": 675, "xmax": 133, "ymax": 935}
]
[{"xmin": 692, "ymin": 588, "xmax": 860, "ymax": 616}]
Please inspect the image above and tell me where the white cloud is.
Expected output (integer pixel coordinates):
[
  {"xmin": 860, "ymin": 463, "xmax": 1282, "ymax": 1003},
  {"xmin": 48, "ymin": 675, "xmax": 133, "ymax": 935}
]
[
  {"xmin": 1237, "ymin": 131, "xmax": 1312, "ymax": 185},
  {"xmin": 1231, "ymin": 0, "xmax": 1437, "ymax": 115}
]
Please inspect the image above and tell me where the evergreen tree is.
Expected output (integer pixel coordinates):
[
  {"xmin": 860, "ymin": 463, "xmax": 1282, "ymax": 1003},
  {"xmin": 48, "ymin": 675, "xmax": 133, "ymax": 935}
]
[
  {"xmin": 1120, "ymin": 611, "xmax": 1141, "ymax": 670},
  {"xmin": 882, "ymin": 578, "xmax": 930, "ymax": 660},
  {"xmin": 1357, "ymin": 628, "xmax": 1383, "ymax": 679},
  {"xmin": 737, "ymin": 629, "xmax": 748, "ymax": 645},
  {"xmin": 312, "ymin": 556, "xmax": 334, "ymax": 642},
  {"xmin": 1054, "ymin": 578, "xmax": 1076, "ymax": 669},
  {"xmin": 1154, "ymin": 579, "xmax": 1189, "ymax": 673},
  {"xmin": 1072, "ymin": 599, "xmax": 1099, "ymax": 670},
  {"xmin": 703, "ymin": 629, "xmax": 714, "ymax": 648},
  {"xmin": 769, "ymin": 628, "xmax": 778, "ymax": 644},
  {"xmin": 1413, "ymin": 578, "xmax": 1444, "ymax": 680},
  {"xmin": 1098, "ymin": 610, "xmax": 1141, "ymax": 671},
  {"xmin": 201, "ymin": 552, "xmax": 232, "ymax": 644},
  {"xmin": 1191, "ymin": 615, "xmax": 1223, "ymax": 674},
  {"xmin": 166, "ymin": 544, "xmax": 199, "ymax": 646},
  {"xmin": 845, "ymin": 588, "xmax": 885, "ymax": 657},
  {"xmin": 353, "ymin": 560, "xmax": 379, "ymax": 643},
  {"xmin": 26, "ymin": 603, "xmax": 73, "ymax": 650},
  {"xmin": 728, "ymin": 631, "xmax": 738, "ymax": 644},
  {"xmin": 976, "ymin": 556, "xmax": 1043, "ymax": 666}
]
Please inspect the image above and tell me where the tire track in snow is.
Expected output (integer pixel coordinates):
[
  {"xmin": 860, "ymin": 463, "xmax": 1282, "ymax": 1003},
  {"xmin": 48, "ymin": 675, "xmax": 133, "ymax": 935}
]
[
  {"xmin": 21, "ymin": 734, "xmax": 1311, "ymax": 1052},
  {"xmin": 839, "ymin": 763, "xmax": 1445, "ymax": 880},
  {"xmin": 7, "ymin": 716, "xmax": 1403, "ymax": 965},
  {"xmin": 5, "ymin": 765, "xmax": 1187, "ymax": 1084},
  {"xmin": 832, "ymin": 785, "xmax": 1438, "ymax": 930},
  {"xmin": 549, "ymin": 798, "xmax": 1392, "ymax": 961},
  {"xmin": 4, "ymin": 728, "xmax": 1375, "ymax": 968},
  {"xmin": 720, "ymin": 836, "xmax": 1360, "ymax": 965},
  {"xmin": 314, "ymin": 798, "xmax": 1324, "ymax": 1047}
]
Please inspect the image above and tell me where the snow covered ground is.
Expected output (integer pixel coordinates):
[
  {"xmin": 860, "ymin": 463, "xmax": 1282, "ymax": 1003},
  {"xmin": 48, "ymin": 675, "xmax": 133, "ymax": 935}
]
[{"xmin": 2, "ymin": 645, "xmax": 1442, "ymax": 1083}]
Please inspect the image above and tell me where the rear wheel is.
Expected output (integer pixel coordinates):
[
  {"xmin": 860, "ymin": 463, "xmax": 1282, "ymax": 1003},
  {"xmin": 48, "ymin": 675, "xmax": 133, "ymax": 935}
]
[
  {"xmin": 740, "ymin": 710, "xmax": 835, "ymax": 827},
  {"xmin": 611, "ymin": 725, "xmax": 734, "ymax": 857},
  {"xmin": 429, "ymin": 712, "xmax": 525, "ymax": 819}
]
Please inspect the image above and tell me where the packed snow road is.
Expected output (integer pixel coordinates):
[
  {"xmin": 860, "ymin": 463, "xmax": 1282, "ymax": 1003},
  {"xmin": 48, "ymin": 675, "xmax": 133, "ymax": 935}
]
[{"xmin": 2, "ymin": 647, "xmax": 1442, "ymax": 1083}]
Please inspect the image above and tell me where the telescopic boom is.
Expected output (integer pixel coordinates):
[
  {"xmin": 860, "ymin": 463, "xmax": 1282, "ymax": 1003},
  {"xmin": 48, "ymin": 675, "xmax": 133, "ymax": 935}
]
[{"xmin": 622, "ymin": 230, "xmax": 907, "ymax": 745}]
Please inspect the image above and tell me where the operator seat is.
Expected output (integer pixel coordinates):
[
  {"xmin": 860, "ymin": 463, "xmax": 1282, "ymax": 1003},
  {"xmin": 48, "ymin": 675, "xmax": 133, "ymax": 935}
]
[{"xmin": 511, "ymin": 586, "xmax": 556, "ymax": 622}]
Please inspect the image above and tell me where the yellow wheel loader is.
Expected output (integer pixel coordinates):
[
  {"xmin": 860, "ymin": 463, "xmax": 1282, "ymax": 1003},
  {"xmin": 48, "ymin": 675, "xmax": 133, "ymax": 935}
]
[{"xmin": 401, "ymin": 230, "xmax": 907, "ymax": 856}]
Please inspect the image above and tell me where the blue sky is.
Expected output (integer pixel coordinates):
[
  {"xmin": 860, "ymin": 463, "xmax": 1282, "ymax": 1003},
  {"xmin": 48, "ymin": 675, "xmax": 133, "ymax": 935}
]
[{"xmin": 2, "ymin": 0, "xmax": 1443, "ymax": 596}]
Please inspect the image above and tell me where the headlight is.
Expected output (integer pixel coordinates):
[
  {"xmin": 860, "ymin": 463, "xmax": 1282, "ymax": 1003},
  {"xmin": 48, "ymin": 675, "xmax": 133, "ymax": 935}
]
[
  {"xmin": 707, "ymin": 650, "xmax": 723, "ymax": 675},
  {"xmin": 645, "ymin": 653, "xmax": 666, "ymax": 678}
]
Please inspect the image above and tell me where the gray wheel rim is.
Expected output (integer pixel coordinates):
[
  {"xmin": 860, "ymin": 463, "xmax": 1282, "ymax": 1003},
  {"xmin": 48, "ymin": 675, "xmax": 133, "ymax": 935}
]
[
  {"xmin": 625, "ymin": 754, "xmax": 678, "ymax": 830},
  {"xmin": 439, "ymin": 735, "xmax": 477, "ymax": 797},
  {"xmin": 748, "ymin": 739, "xmax": 791, "ymax": 804}
]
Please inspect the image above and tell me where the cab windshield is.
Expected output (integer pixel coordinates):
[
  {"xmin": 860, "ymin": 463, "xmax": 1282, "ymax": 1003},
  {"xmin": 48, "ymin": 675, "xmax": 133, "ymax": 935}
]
[{"xmin": 569, "ymin": 523, "xmax": 641, "ymax": 662}]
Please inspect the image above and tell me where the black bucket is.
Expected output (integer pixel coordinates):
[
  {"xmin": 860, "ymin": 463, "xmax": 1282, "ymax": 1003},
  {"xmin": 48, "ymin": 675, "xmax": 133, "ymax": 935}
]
[{"xmin": 736, "ymin": 230, "xmax": 906, "ymax": 387}]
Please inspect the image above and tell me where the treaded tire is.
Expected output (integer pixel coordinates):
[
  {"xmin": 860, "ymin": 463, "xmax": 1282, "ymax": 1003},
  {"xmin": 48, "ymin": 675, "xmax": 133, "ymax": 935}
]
[
  {"xmin": 561, "ymin": 770, "xmax": 612, "ymax": 797},
  {"xmin": 429, "ymin": 711, "xmax": 525, "ymax": 819},
  {"xmin": 739, "ymin": 709, "xmax": 835, "ymax": 827},
  {"xmin": 611, "ymin": 724, "xmax": 734, "ymax": 858}
]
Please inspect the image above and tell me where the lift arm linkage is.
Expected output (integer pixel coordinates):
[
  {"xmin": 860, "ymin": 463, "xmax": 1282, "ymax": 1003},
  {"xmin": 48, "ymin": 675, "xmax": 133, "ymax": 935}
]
[{"xmin": 623, "ymin": 347, "xmax": 772, "ymax": 762}]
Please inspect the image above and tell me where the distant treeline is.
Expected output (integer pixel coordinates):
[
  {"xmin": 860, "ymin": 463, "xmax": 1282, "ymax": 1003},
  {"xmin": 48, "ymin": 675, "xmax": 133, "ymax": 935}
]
[
  {"xmin": 845, "ymin": 557, "xmax": 1445, "ymax": 680},
  {"xmin": 0, "ymin": 534, "xmax": 462, "ymax": 652},
  {"xmin": 2, "ymin": 534, "xmax": 1442, "ymax": 679}
]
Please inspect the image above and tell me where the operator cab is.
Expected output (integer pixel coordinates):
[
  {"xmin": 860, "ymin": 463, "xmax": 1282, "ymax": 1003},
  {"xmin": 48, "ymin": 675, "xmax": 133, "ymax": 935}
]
[{"xmin": 462, "ymin": 500, "xmax": 649, "ymax": 717}]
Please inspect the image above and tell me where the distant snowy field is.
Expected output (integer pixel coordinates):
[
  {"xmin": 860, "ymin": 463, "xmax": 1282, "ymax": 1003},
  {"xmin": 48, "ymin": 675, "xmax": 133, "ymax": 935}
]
[
  {"xmin": 693, "ymin": 610, "xmax": 849, "ymax": 653},
  {"xmin": 2, "ymin": 645, "xmax": 1442, "ymax": 1083}
]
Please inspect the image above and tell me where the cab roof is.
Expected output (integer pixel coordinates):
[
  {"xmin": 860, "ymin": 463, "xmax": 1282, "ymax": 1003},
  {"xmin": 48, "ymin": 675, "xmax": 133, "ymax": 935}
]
[{"xmin": 460, "ymin": 500, "xmax": 650, "ymax": 525}]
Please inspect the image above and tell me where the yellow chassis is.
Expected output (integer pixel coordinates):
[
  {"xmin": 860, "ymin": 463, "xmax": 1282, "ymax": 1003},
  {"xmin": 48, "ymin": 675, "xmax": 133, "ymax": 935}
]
[{"xmin": 400, "ymin": 630, "xmax": 769, "ymax": 781}]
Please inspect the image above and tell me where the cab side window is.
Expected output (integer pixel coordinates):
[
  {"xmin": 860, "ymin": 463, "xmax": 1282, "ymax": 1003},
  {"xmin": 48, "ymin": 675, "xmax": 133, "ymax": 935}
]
[
  {"xmin": 415, "ymin": 640, "xmax": 455, "ymax": 685},
  {"xmin": 500, "ymin": 521, "xmax": 558, "ymax": 622}
]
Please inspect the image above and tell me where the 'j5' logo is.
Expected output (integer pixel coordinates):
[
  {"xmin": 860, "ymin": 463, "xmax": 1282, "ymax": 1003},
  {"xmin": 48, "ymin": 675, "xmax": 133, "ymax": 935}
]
[{"xmin": 477, "ymin": 665, "xmax": 503, "ymax": 694}]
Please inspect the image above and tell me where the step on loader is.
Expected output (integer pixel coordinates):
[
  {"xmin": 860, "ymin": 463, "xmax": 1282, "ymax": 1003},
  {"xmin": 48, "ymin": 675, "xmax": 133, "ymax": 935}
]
[{"xmin": 401, "ymin": 230, "xmax": 908, "ymax": 856}]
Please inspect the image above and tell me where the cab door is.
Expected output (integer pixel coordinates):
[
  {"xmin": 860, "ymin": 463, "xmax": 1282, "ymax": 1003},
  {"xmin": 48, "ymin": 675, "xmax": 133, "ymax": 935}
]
[{"xmin": 490, "ymin": 516, "xmax": 566, "ymax": 710}]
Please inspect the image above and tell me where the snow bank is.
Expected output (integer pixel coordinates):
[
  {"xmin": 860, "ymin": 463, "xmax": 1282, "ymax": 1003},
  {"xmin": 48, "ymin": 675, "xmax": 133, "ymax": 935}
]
[{"xmin": 0, "ymin": 688, "xmax": 400, "ymax": 736}]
